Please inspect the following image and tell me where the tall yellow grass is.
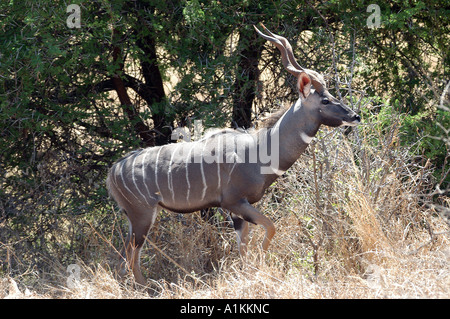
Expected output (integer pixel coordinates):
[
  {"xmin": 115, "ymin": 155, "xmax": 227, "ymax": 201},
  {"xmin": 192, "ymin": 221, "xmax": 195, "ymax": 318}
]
[{"xmin": 1, "ymin": 119, "xmax": 449, "ymax": 299}]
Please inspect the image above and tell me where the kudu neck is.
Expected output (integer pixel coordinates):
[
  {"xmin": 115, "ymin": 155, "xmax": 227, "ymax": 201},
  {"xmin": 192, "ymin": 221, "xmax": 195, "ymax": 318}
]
[{"xmin": 262, "ymin": 98, "xmax": 321, "ymax": 173}]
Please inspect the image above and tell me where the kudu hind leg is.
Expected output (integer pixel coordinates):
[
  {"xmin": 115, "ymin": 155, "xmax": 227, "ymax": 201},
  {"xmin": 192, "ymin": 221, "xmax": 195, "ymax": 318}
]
[
  {"xmin": 227, "ymin": 201, "xmax": 275, "ymax": 252},
  {"xmin": 231, "ymin": 215, "xmax": 250, "ymax": 256},
  {"xmin": 125, "ymin": 232, "xmax": 147, "ymax": 286},
  {"xmin": 120, "ymin": 206, "xmax": 159, "ymax": 285}
]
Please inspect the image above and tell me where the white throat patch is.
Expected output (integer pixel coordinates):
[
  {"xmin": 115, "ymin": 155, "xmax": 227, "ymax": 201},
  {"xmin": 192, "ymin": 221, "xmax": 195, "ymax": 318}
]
[{"xmin": 300, "ymin": 132, "xmax": 313, "ymax": 144}]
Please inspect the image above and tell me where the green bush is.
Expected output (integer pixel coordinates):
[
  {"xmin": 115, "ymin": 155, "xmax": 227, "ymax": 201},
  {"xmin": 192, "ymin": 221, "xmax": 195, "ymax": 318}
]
[{"xmin": 1, "ymin": 0, "xmax": 448, "ymax": 277}]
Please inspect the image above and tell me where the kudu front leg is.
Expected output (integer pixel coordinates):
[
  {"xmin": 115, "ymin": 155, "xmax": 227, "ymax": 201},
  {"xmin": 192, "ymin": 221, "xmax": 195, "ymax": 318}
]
[{"xmin": 226, "ymin": 200, "xmax": 275, "ymax": 253}]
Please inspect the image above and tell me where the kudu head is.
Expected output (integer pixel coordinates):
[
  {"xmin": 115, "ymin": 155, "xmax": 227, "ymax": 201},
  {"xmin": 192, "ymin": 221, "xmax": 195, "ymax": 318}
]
[{"xmin": 254, "ymin": 24, "xmax": 361, "ymax": 128}]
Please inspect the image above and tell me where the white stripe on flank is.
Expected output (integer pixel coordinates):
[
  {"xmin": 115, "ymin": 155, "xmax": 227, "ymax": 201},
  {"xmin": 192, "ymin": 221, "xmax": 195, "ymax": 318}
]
[
  {"xmin": 200, "ymin": 142, "xmax": 207, "ymax": 201},
  {"xmin": 120, "ymin": 159, "xmax": 143, "ymax": 204},
  {"xmin": 227, "ymin": 152, "xmax": 238, "ymax": 185},
  {"xmin": 300, "ymin": 132, "xmax": 313, "ymax": 144},
  {"xmin": 168, "ymin": 144, "xmax": 181, "ymax": 202},
  {"xmin": 154, "ymin": 146, "xmax": 164, "ymax": 202},
  {"xmin": 217, "ymin": 161, "xmax": 221, "ymax": 190},
  {"xmin": 131, "ymin": 151, "xmax": 151, "ymax": 206},
  {"xmin": 216, "ymin": 136, "xmax": 221, "ymax": 190},
  {"xmin": 185, "ymin": 144, "xmax": 195, "ymax": 204},
  {"xmin": 112, "ymin": 162, "xmax": 134, "ymax": 205},
  {"xmin": 141, "ymin": 149, "xmax": 157, "ymax": 201}
]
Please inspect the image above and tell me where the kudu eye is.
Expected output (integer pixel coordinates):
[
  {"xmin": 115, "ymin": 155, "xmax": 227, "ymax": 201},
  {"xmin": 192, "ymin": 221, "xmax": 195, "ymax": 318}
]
[{"xmin": 321, "ymin": 98, "xmax": 330, "ymax": 105}]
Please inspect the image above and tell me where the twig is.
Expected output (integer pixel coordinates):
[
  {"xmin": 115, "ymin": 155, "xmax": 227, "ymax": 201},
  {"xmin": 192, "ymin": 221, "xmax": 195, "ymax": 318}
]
[
  {"xmin": 144, "ymin": 237, "xmax": 208, "ymax": 286},
  {"xmin": 311, "ymin": 144, "xmax": 321, "ymax": 210},
  {"xmin": 405, "ymin": 216, "xmax": 450, "ymax": 255},
  {"xmin": 405, "ymin": 230, "xmax": 450, "ymax": 255}
]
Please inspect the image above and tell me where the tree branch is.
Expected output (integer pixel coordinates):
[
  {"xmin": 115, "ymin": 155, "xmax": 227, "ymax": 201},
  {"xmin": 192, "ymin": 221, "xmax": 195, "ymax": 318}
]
[{"xmin": 111, "ymin": 29, "xmax": 156, "ymax": 147}]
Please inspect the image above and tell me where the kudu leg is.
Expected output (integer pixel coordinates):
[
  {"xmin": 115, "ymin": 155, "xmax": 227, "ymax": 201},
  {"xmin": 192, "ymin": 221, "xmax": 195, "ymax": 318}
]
[
  {"xmin": 226, "ymin": 201, "xmax": 275, "ymax": 252},
  {"xmin": 231, "ymin": 215, "xmax": 250, "ymax": 256},
  {"xmin": 119, "ymin": 206, "xmax": 159, "ymax": 286},
  {"xmin": 120, "ymin": 232, "xmax": 146, "ymax": 285}
]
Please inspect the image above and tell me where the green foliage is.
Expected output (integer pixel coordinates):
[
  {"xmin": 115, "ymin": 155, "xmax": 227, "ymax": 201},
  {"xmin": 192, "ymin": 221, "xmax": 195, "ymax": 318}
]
[
  {"xmin": 0, "ymin": 0, "xmax": 448, "ymax": 275},
  {"xmin": 399, "ymin": 108, "xmax": 449, "ymax": 185},
  {"xmin": 366, "ymin": 103, "xmax": 449, "ymax": 187}
]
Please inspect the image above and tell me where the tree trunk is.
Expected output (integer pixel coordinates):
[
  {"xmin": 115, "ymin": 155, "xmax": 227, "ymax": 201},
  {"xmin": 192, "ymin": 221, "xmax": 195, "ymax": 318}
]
[
  {"xmin": 136, "ymin": 27, "xmax": 172, "ymax": 146},
  {"xmin": 111, "ymin": 30, "xmax": 156, "ymax": 147},
  {"xmin": 232, "ymin": 28, "xmax": 262, "ymax": 129},
  {"xmin": 134, "ymin": 2, "xmax": 172, "ymax": 146}
]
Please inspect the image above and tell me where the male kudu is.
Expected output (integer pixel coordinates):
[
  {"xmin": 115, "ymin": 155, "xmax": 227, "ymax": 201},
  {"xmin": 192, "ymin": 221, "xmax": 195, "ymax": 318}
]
[{"xmin": 106, "ymin": 24, "xmax": 361, "ymax": 285}]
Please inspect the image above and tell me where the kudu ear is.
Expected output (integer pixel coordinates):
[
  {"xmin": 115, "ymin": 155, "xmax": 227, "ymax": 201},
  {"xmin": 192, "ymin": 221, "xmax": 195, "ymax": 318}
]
[{"xmin": 297, "ymin": 72, "xmax": 311, "ymax": 99}]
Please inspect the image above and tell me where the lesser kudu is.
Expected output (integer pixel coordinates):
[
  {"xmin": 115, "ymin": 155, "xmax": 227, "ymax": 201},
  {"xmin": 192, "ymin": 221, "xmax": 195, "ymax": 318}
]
[{"xmin": 106, "ymin": 24, "xmax": 361, "ymax": 285}]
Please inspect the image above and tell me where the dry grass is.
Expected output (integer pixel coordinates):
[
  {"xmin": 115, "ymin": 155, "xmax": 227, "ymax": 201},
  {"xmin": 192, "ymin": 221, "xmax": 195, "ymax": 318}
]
[
  {"xmin": 2, "ymin": 221, "xmax": 448, "ymax": 299},
  {"xmin": 1, "ymin": 118, "xmax": 449, "ymax": 299}
]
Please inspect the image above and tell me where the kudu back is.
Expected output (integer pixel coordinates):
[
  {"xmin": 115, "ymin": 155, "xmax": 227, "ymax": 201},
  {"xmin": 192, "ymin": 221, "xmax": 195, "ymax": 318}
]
[{"xmin": 106, "ymin": 23, "xmax": 361, "ymax": 285}]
